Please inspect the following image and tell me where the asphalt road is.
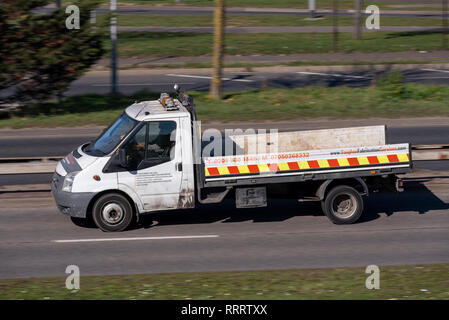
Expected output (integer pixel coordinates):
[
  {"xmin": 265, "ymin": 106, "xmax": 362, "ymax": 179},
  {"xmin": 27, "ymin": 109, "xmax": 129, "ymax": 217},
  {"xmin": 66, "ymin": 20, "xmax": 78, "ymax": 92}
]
[
  {"xmin": 0, "ymin": 176, "xmax": 448, "ymax": 279},
  {"xmin": 65, "ymin": 68, "xmax": 449, "ymax": 96}
]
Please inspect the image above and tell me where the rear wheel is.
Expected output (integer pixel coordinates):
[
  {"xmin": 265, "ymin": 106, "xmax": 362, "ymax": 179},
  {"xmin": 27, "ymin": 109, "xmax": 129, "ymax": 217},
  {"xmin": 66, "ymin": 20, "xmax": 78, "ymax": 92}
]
[
  {"xmin": 92, "ymin": 193, "xmax": 134, "ymax": 232},
  {"xmin": 322, "ymin": 185, "xmax": 364, "ymax": 224}
]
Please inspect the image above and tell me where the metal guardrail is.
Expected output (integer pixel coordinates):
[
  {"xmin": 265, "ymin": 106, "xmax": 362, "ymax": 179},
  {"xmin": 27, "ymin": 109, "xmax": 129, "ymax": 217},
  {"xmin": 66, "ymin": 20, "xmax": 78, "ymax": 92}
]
[
  {"xmin": 0, "ymin": 145, "xmax": 448, "ymax": 175},
  {"xmin": 0, "ymin": 156, "xmax": 64, "ymax": 163},
  {"xmin": 0, "ymin": 156, "xmax": 64, "ymax": 175},
  {"xmin": 412, "ymin": 144, "xmax": 449, "ymax": 150},
  {"xmin": 412, "ymin": 144, "xmax": 449, "ymax": 161}
]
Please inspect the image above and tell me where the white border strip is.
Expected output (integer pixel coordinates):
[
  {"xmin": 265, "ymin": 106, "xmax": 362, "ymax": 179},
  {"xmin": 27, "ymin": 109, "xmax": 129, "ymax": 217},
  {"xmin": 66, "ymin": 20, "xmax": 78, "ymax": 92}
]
[
  {"xmin": 204, "ymin": 164, "xmax": 410, "ymax": 182},
  {"xmin": 52, "ymin": 235, "xmax": 219, "ymax": 243}
]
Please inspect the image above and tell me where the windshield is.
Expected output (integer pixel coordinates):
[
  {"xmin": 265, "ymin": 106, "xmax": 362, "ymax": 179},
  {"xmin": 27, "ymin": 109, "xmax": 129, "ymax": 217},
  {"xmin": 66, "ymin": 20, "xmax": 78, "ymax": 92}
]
[{"xmin": 84, "ymin": 113, "xmax": 138, "ymax": 156}]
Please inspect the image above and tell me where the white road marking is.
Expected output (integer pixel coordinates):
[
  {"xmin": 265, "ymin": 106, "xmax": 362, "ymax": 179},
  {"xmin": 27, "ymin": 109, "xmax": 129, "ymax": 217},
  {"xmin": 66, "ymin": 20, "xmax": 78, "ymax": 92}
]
[
  {"xmin": 421, "ymin": 68, "xmax": 449, "ymax": 74},
  {"xmin": 52, "ymin": 235, "xmax": 219, "ymax": 243},
  {"xmin": 296, "ymin": 71, "xmax": 370, "ymax": 79},
  {"xmin": 92, "ymin": 82, "xmax": 194, "ymax": 86},
  {"xmin": 166, "ymin": 74, "xmax": 255, "ymax": 82}
]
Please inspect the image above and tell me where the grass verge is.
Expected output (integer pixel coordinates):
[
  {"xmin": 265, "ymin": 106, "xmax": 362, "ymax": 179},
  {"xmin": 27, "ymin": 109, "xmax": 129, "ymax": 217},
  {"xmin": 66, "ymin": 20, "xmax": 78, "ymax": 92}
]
[
  {"xmin": 111, "ymin": 31, "xmax": 448, "ymax": 57},
  {"xmin": 0, "ymin": 264, "xmax": 448, "ymax": 300},
  {"xmin": 2, "ymin": 79, "xmax": 449, "ymax": 129},
  {"xmin": 91, "ymin": 0, "xmax": 443, "ymax": 11}
]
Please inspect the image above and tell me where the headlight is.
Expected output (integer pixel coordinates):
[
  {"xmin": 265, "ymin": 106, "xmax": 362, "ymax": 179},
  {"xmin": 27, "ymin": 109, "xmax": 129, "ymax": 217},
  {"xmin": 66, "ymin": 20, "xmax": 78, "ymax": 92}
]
[{"xmin": 62, "ymin": 171, "xmax": 79, "ymax": 192}]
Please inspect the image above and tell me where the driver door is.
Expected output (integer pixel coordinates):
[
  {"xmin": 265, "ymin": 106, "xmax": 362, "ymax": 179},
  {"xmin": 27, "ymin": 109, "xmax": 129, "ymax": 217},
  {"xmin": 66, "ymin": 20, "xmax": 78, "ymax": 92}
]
[{"xmin": 117, "ymin": 119, "xmax": 183, "ymax": 212}]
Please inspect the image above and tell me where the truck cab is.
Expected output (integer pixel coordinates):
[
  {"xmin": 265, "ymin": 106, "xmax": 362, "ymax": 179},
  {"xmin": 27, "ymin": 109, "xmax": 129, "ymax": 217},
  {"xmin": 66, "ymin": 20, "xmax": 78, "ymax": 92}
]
[{"xmin": 52, "ymin": 88, "xmax": 197, "ymax": 231}]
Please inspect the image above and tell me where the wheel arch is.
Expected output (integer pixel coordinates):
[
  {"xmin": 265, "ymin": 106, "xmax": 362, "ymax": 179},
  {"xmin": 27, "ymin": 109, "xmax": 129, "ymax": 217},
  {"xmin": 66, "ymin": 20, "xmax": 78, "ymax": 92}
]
[{"xmin": 316, "ymin": 177, "xmax": 369, "ymax": 201}]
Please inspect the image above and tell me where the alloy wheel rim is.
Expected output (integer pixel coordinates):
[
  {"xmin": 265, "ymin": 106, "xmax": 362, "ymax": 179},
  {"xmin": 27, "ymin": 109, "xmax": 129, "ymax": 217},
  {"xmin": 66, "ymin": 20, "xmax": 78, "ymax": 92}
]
[{"xmin": 101, "ymin": 202, "xmax": 124, "ymax": 225}]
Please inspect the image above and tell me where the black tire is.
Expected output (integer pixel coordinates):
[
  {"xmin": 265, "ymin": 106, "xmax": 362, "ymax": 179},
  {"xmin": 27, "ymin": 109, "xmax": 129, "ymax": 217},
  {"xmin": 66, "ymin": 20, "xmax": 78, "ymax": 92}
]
[
  {"xmin": 92, "ymin": 193, "xmax": 134, "ymax": 232},
  {"xmin": 322, "ymin": 185, "xmax": 364, "ymax": 224}
]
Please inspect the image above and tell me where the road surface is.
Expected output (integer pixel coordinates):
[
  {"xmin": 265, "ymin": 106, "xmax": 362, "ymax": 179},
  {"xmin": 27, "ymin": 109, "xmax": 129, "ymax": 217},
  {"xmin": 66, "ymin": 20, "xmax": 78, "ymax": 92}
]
[
  {"xmin": 65, "ymin": 68, "xmax": 449, "ymax": 96},
  {"xmin": 0, "ymin": 172, "xmax": 448, "ymax": 279}
]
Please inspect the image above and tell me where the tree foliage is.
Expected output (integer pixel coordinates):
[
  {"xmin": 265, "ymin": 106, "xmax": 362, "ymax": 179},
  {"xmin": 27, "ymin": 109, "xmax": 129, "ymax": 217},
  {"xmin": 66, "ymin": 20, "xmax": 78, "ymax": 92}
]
[{"xmin": 0, "ymin": 0, "xmax": 105, "ymax": 105}]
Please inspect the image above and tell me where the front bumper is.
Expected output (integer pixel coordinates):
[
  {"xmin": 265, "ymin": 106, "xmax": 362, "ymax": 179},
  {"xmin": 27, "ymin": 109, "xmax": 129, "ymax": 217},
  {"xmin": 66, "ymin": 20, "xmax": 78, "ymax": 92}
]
[{"xmin": 51, "ymin": 172, "xmax": 96, "ymax": 218}]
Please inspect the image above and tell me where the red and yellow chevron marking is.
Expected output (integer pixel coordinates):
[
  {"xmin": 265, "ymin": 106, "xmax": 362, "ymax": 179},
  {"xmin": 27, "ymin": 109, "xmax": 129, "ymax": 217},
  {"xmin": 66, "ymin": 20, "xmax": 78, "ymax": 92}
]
[{"xmin": 205, "ymin": 153, "xmax": 409, "ymax": 177}]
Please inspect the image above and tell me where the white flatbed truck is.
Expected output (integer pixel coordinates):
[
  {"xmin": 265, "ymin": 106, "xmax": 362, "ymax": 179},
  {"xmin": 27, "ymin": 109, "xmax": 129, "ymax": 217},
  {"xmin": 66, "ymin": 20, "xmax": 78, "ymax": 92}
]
[{"xmin": 52, "ymin": 85, "xmax": 412, "ymax": 231}]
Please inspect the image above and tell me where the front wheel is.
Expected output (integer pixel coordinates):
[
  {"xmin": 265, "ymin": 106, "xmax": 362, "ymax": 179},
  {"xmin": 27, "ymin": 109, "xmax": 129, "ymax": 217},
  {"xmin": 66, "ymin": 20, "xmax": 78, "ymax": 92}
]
[
  {"xmin": 92, "ymin": 193, "xmax": 134, "ymax": 232},
  {"xmin": 322, "ymin": 185, "xmax": 364, "ymax": 224}
]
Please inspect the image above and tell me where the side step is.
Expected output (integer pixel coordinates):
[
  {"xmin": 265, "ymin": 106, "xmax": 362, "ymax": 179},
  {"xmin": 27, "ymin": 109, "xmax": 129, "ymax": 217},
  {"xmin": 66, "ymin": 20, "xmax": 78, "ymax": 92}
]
[{"xmin": 198, "ymin": 186, "xmax": 232, "ymax": 204}]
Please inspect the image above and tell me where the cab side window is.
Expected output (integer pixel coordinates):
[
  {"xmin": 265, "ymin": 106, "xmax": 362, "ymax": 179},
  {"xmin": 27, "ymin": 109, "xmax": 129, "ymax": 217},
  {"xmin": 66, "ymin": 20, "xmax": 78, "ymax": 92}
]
[{"xmin": 147, "ymin": 121, "xmax": 177, "ymax": 160}]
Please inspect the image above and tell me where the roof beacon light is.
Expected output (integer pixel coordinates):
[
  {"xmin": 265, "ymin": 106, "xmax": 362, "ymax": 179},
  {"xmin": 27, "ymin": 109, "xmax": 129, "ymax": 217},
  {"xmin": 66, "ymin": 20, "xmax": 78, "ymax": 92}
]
[{"xmin": 159, "ymin": 92, "xmax": 178, "ymax": 111}]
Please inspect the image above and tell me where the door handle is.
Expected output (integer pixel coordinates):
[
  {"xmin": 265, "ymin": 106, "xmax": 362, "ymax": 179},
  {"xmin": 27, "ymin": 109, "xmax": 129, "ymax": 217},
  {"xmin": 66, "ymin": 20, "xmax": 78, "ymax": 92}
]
[{"xmin": 176, "ymin": 162, "xmax": 183, "ymax": 171}]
